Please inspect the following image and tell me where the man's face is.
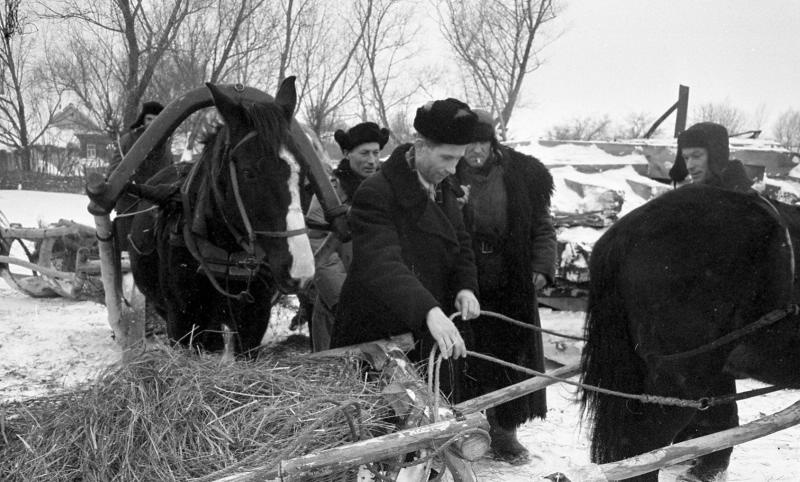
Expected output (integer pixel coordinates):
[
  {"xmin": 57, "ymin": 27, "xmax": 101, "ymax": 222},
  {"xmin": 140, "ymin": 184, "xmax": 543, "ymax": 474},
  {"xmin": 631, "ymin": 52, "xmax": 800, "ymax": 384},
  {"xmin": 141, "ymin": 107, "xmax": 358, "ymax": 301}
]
[
  {"xmin": 682, "ymin": 147, "xmax": 709, "ymax": 182},
  {"xmin": 415, "ymin": 140, "xmax": 466, "ymax": 185},
  {"xmin": 464, "ymin": 141, "xmax": 491, "ymax": 168},
  {"xmin": 143, "ymin": 113, "xmax": 158, "ymax": 128},
  {"xmin": 346, "ymin": 141, "xmax": 380, "ymax": 177}
]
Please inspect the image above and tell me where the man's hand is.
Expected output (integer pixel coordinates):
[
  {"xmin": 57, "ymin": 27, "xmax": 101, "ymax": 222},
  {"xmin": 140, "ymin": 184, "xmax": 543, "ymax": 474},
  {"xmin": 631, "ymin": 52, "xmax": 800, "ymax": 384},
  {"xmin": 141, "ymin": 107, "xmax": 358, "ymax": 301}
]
[
  {"xmin": 426, "ymin": 307, "xmax": 466, "ymax": 359},
  {"xmin": 454, "ymin": 289, "xmax": 480, "ymax": 320},
  {"xmin": 532, "ymin": 272, "xmax": 548, "ymax": 291}
]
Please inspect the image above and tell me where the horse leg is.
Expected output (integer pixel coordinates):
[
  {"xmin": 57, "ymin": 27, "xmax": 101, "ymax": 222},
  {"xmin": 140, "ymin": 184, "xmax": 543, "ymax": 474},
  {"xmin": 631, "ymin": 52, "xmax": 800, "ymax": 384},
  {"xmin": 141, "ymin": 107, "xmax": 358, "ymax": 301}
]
[
  {"xmin": 234, "ymin": 286, "xmax": 274, "ymax": 357},
  {"xmin": 674, "ymin": 376, "xmax": 739, "ymax": 481}
]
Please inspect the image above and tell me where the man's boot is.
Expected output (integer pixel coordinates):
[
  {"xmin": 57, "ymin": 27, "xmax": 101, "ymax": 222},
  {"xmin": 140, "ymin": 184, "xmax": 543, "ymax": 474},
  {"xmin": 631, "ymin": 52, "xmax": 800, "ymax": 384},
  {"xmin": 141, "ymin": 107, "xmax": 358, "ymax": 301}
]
[{"xmin": 487, "ymin": 408, "xmax": 530, "ymax": 465}]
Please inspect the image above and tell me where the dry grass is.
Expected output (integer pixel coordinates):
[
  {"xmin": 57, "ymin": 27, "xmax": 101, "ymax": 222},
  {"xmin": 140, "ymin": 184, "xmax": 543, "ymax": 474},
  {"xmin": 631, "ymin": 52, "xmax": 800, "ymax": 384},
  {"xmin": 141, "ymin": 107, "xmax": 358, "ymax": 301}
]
[{"xmin": 0, "ymin": 341, "xmax": 394, "ymax": 481}]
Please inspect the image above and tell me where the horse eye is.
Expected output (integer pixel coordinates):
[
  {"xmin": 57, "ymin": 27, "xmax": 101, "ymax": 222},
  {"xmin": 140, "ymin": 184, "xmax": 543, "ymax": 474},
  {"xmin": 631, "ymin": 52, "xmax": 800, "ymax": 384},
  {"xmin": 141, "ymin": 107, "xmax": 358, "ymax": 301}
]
[{"xmin": 241, "ymin": 167, "xmax": 256, "ymax": 179}]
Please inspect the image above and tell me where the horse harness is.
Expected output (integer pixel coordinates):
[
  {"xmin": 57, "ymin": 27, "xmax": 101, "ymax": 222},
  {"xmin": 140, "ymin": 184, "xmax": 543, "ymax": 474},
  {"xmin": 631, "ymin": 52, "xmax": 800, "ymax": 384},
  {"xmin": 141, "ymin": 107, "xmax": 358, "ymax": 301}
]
[{"xmin": 177, "ymin": 129, "xmax": 307, "ymax": 302}]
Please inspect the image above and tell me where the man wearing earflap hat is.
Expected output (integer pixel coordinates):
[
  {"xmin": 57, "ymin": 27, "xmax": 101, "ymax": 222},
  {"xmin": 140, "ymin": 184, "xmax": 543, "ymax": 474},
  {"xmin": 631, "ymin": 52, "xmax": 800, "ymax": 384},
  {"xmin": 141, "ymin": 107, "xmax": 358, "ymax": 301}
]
[
  {"xmin": 331, "ymin": 99, "xmax": 482, "ymax": 401},
  {"xmin": 305, "ymin": 121, "xmax": 391, "ymax": 351},
  {"xmin": 107, "ymin": 100, "xmax": 174, "ymax": 252},
  {"xmin": 668, "ymin": 122, "xmax": 753, "ymax": 192}
]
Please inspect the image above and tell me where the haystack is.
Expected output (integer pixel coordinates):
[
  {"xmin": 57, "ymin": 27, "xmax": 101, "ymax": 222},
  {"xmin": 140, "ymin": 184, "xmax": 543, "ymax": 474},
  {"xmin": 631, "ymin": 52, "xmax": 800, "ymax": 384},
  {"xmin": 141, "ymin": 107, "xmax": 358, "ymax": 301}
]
[{"xmin": 0, "ymin": 340, "xmax": 394, "ymax": 481}]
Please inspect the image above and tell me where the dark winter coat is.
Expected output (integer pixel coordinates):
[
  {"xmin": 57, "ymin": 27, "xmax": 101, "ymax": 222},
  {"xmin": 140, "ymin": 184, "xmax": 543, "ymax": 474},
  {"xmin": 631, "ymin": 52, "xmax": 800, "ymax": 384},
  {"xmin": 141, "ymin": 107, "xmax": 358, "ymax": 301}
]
[
  {"xmin": 456, "ymin": 144, "xmax": 556, "ymax": 428},
  {"xmin": 108, "ymin": 126, "xmax": 172, "ymax": 251},
  {"xmin": 331, "ymin": 144, "xmax": 479, "ymax": 364}
]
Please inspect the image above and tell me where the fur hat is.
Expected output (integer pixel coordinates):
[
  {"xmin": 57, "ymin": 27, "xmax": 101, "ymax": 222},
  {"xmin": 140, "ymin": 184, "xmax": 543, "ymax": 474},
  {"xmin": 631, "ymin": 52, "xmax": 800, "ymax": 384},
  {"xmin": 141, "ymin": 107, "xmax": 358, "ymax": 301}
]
[
  {"xmin": 413, "ymin": 98, "xmax": 477, "ymax": 145},
  {"xmin": 334, "ymin": 122, "xmax": 391, "ymax": 152},
  {"xmin": 130, "ymin": 101, "xmax": 165, "ymax": 129},
  {"xmin": 471, "ymin": 109, "xmax": 496, "ymax": 142},
  {"xmin": 669, "ymin": 122, "xmax": 730, "ymax": 183}
]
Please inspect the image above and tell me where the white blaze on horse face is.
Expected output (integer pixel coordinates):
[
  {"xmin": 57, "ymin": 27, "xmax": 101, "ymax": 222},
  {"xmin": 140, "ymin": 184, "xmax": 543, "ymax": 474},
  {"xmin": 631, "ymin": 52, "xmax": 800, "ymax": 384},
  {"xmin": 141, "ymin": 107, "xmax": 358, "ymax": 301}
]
[{"xmin": 280, "ymin": 147, "xmax": 315, "ymax": 283}]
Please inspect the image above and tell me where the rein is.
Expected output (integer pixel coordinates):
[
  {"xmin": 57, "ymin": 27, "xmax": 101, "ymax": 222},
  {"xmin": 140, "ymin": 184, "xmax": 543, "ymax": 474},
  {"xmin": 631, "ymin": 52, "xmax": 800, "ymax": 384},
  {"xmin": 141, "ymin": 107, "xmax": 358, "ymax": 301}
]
[
  {"xmin": 648, "ymin": 304, "xmax": 800, "ymax": 364},
  {"xmin": 448, "ymin": 309, "xmax": 795, "ymax": 409}
]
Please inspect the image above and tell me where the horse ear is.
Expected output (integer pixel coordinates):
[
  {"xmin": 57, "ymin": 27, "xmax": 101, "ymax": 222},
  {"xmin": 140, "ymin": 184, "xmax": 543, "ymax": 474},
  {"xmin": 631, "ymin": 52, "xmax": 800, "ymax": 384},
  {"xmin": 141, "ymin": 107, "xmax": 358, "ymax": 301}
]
[
  {"xmin": 206, "ymin": 82, "xmax": 243, "ymax": 129},
  {"xmin": 275, "ymin": 76, "xmax": 297, "ymax": 121}
]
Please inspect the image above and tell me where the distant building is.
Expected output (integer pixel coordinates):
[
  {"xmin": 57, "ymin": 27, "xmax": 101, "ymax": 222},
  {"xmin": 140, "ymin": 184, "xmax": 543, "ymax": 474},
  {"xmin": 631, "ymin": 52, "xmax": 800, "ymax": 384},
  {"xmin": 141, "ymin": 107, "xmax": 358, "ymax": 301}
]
[{"xmin": 0, "ymin": 104, "xmax": 114, "ymax": 175}]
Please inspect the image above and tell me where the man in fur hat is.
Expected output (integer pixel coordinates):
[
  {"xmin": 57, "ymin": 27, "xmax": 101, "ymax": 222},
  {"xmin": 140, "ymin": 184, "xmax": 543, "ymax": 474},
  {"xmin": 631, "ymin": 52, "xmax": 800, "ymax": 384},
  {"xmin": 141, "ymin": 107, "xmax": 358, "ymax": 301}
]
[
  {"xmin": 331, "ymin": 99, "xmax": 481, "ymax": 401},
  {"xmin": 669, "ymin": 122, "xmax": 753, "ymax": 192},
  {"xmin": 456, "ymin": 109, "xmax": 556, "ymax": 463},
  {"xmin": 108, "ymin": 101, "xmax": 173, "ymax": 252},
  {"xmin": 306, "ymin": 121, "xmax": 391, "ymax": 351}
]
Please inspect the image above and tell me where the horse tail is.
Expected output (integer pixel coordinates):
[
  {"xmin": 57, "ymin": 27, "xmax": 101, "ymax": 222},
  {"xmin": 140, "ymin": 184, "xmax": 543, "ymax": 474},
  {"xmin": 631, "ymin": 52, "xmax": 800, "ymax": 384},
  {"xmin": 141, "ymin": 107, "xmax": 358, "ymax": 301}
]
[{"xmin": 580, "ymin": 225, "xmax": 647, "ymax": 464}]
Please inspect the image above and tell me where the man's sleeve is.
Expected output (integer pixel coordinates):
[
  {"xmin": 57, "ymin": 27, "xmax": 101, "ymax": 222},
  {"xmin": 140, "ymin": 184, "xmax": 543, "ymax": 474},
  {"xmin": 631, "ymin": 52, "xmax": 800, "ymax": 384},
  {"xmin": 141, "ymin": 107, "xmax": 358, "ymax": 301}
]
[{"xmin": 348, "ymin": 183, "xmax": 439, "ymax": 332}]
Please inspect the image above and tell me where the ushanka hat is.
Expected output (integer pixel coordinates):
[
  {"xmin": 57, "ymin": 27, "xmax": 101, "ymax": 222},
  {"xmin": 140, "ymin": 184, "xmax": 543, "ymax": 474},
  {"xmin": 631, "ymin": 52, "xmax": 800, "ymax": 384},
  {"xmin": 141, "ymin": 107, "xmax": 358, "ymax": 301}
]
[
  {"xmin": 669, "ymin": 122, "xmax": 731, "ymax": 183},
  {"xmin": 413, "ymin": 98, "xmax": 477, "ymax": 145},
  {"xmin": 471, "ymin": 109, "xmax": 496, "ymax": 142},
  {"xmin": 334, "ymin": 122, "xmax": 391, "ymax": 152},
  {"xmin": 130, "ymin": 101, "xmax": 165, "ymax": 129}
]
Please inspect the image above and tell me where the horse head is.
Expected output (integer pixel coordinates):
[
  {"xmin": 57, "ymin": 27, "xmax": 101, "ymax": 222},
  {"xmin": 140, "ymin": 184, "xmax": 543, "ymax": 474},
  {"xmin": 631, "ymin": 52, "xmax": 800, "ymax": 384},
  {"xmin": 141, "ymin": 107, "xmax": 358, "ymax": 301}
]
[{"xmin": 204, "ymin": 78, "xmax": 314, "ymax": 293}]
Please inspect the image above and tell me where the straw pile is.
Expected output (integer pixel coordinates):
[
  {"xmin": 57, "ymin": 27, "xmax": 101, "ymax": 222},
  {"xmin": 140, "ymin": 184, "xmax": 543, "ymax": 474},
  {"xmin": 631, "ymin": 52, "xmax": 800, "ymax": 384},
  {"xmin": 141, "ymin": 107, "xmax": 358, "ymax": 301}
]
[{"xmin": 0, "ymin": 340, "xmax": 395, "ymax": 481}]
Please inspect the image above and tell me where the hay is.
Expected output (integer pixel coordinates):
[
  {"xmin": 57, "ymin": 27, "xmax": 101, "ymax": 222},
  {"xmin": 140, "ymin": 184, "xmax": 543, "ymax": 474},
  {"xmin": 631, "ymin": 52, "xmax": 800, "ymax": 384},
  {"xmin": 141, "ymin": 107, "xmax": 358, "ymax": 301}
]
[{"xmin": 0, "ymin": 343, "xmax": 395, "ymax": 481}]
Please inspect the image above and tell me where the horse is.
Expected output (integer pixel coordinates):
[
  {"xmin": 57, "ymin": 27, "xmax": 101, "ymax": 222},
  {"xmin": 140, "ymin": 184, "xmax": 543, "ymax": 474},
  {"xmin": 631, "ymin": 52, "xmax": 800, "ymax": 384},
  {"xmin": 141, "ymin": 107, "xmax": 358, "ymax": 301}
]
[
  {"xmin": 127, "ymin": 78, "xmax": 315, "ymax": 357},
  {"xmin": 580, "ymin": 184, "xmax": 800, "ymax": 481}
]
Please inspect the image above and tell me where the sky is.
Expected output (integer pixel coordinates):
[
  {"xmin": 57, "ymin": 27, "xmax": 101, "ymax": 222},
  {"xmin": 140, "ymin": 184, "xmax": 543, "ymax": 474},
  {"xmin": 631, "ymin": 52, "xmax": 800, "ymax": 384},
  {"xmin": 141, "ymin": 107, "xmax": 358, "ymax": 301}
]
[{"xmin": 424, "ymin": 0, "xmax": 800, "ymax": 140}]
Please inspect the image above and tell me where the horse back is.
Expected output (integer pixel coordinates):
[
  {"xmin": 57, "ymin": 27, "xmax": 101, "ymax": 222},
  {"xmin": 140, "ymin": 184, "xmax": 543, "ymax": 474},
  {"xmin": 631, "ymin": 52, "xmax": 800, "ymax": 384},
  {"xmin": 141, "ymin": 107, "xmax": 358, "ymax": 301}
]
[{"xmin": 610, "ymin": 186, "xmax": 794, "ymax": 361}]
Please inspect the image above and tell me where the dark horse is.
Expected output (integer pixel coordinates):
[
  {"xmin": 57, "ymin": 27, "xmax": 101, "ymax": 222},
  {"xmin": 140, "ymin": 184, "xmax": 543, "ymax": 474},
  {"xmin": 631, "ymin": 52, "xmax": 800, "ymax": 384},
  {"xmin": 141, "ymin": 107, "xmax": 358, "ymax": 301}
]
[
  {"xmin": 580, "ymin": 185, "xmax": 800, "ymax": 481},
  {"xmin": 128, "ymin": 78, "xmax": 314, "ymax": 356}
]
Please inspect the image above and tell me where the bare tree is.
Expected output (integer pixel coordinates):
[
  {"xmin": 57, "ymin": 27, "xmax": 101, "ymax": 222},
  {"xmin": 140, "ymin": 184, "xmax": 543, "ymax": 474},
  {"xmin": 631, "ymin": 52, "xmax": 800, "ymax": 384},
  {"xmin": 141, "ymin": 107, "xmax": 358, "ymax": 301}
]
[
  {"xmin": 774, "ymin": 109, "xmax": 800, "ymax": 152},
  {"xmin": 150, "ymin": 0, "xmax": 274, "ymax": 155},
  {"xmin": 0, "ymin": 1, "xmax": 64, "ymax": 171},
  {"xmin": 438, "ymin": 0, "xmax": 559, "ymax": 140},
  {"xmin": 354, "ymin": 0, "xmax": 419, "ymax": 142},
  {"xmin": 44, "ymin": 0, "xmax": 201, "ymax": 136},
  {"xmin": 614, "ymin": 112, "xmax": 661, "ymax": 140},
  {"xmin": 546, "ymin": 115, "xmax": 611, "ymax": 141},
  {"xmin": 692, "ymin": 101, "xmax": 747, "ymax": 135},
  {"xmin": 294, "ymin": 1, "xmax": 370, "ymax": 136}
]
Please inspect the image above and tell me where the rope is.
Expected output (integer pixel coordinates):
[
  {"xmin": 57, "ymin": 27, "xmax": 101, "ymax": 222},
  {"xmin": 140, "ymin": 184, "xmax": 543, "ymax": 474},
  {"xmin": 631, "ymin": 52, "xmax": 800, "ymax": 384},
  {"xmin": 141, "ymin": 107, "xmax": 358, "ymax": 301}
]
[
  {"xmin": 114, "ymin": 204, "xmax": 158, "ymax": 219},
  {"xmin": 652, "ymin": 304, "xmax": 800, "ymax": 363},
  {"xmin": 463, "ymin": 349, "xmax": 783, "ymax": 410},
  {"xmin": 451, "ymin": 310, "xmax": 586, "ymax": 341}
]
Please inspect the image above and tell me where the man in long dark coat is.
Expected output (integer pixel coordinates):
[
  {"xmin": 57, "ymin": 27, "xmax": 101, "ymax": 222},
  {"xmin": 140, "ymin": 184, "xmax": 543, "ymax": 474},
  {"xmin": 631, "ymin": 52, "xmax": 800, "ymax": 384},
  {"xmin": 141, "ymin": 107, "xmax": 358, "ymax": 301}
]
[
  {"xmin": 331, "ymin": 99, "xmax": 481, "ymax": 398},
  {"xmin": 455, "ymin": 110, "xmax": 557, "ymax": 463}
]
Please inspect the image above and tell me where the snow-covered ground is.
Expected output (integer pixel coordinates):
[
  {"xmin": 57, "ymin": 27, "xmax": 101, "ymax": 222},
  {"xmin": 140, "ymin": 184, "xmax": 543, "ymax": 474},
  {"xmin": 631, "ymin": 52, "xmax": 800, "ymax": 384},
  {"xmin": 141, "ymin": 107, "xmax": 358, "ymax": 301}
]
[{"xmin": 2, "ymin": 189, "xmax": 800, "ymax": 481}]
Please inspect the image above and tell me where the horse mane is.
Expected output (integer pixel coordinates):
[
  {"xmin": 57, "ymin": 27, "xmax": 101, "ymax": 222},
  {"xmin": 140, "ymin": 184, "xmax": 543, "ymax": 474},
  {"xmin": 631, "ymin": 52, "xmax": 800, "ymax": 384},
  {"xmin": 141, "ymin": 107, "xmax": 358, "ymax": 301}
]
[{"xmin": 195, "ymin": 101, "xmax": 302, "ymax": 185}]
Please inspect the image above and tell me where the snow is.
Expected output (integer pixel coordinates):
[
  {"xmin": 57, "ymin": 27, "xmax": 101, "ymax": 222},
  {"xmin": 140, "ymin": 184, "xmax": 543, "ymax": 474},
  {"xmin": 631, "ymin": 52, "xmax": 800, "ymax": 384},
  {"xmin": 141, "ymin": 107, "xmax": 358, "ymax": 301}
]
[{"xmin": 2, "ymin": 189, "xmax": 800, "ymax": 481}]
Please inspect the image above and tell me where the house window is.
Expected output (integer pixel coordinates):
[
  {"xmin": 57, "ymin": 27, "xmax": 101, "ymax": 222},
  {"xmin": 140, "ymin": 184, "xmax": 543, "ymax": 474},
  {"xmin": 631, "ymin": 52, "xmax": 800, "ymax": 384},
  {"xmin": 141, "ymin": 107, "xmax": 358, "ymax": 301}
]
[{"xmin": 87, "ymin": 143, "xmax": 96, "ymax": 159}]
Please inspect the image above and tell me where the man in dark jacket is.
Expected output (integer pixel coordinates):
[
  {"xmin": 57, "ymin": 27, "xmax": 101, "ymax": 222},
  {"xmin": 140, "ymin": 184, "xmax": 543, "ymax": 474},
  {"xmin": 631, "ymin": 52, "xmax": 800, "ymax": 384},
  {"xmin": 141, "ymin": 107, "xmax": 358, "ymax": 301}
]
[
  {"xmin": 331, "ymin": 99, "xmax": 481, "ymax": 383},
  {"xmin": 108, "ymin": 101, "xmax": 173, "ymax": 251},
  {"xmin": 668, "ymin": 122, "xmax": 754, "ymax": 192}
]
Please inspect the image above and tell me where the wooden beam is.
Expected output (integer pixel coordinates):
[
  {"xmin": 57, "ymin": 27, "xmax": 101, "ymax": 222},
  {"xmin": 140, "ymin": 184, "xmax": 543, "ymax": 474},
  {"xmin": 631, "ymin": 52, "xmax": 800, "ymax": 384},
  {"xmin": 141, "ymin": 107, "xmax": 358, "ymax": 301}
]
[
  {"xmin": 566, "ymin": 399, "xmax": 800, "ymax": 481},
  {"xmin": 211, "ymin": 412, "xmax": 489, "ymax": 481},
  {"xmin": 455, "ymin": 364, "xmax": 581, "ymax": 415}
]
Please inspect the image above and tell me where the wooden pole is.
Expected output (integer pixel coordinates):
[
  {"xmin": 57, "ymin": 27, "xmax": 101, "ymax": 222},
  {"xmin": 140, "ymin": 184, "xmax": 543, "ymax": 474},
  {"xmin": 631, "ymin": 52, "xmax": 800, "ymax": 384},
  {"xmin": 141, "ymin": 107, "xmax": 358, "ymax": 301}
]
[
  {"xmin": 211, "ymin": 412, "xmax": 489, "ymax": 482},
  {"xmin": 565, "ymin": 398, "xmax": 800, "ymax": 481},
  {"xmin": 94, "ymin": 213, "xmax": 143, "ymax": 360},
  {"xmin": 455, "ymin": 363, "xmax": 581, "ymax": 415}
]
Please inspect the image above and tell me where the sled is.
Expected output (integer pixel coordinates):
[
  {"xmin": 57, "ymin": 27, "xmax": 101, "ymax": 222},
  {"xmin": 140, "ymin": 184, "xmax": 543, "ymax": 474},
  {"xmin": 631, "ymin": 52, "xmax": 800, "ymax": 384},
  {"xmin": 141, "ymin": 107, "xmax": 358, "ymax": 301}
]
[{"xmin": 0, "ymin": 218, "xmax": 116, "ymax": 301}]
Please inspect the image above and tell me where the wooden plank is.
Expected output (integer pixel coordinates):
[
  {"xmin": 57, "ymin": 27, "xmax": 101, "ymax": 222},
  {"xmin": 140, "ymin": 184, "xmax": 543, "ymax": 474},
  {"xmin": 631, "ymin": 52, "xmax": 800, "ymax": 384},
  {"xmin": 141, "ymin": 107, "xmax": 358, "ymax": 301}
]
[
  {"xmin": 0, "ymin": 223, "xmax": 94, "ymax": 240},
  {"xmin": 309, "ymin": 333, "xmax": 416, "ymax": 362},
  {"xmin": 455, "ymin": 364, "xmax": 581, "ymax": 415},
  {"xmin": 210, "ymin": 412, "xmax": 489, "ymax": 482},
  {"xmin": 565, "ymin": 399, "xmax": 800, "ymax": 481}
]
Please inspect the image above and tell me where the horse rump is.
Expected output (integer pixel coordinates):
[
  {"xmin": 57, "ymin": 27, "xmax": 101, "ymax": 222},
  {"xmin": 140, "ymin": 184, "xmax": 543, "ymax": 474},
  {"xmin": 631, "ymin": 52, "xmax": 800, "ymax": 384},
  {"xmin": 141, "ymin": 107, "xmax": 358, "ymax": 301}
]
[{"xmin": 580, "ymin": 185, "xmax": 797, "ymax": 468}]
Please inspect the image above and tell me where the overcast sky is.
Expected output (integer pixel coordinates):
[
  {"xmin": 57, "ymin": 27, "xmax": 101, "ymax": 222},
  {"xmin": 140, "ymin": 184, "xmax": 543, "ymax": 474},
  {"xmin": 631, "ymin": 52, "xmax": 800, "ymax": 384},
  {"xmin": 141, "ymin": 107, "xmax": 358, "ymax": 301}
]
[{"xmin": 467, "ymin": 0, "xmax": 800, "ymax": 139}]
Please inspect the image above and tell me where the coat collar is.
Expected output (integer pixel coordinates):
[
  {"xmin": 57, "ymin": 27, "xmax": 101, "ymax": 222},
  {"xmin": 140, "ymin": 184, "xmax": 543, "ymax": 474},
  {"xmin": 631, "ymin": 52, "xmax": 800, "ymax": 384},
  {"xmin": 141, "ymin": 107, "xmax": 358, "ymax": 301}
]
[{"xmin": 382, "ymin": 143, "xmax": 464, "ymax": 208}]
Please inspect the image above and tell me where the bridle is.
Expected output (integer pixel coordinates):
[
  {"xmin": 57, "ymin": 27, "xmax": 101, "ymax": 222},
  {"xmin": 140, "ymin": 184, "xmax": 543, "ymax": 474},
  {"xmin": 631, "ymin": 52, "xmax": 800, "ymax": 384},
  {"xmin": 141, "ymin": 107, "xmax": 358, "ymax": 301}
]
[{"xmin": 180, "ymin": 128, "xmax": 308, "ymax": 302}]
